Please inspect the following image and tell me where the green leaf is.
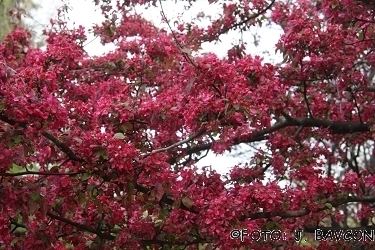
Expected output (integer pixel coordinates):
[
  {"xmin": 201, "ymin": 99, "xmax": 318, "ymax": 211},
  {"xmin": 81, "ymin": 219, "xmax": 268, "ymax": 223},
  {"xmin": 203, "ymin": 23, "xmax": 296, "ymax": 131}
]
[
  {"xmin": 95, "ymin": 148, "xmax": 108, "ymax": 161},
  {"xmin": 142, "ymin": 210, "xmax": 149, "ymax": 219},
  {"xmin": 119, "ymin": 122, "xmax": 133, "ymax": 133},
  {"xmin": 0, "ymin": 101, "xmax": 5, "ymax": 112},
  {"xmin": 159, "ymin": 207, "xmax": 169, "ymax": 220},
  {"xmin": 13, "ymin": 227, "xmax": 27, "ymax": 234},
  {"xmin": 113, "ymin": 132, "xmax": 126, "ymax": 140},
  {"xmin": 262, "ymin": 221, "xmax": 280, "ymax": 230},
  {"xmin": 324, "ymin": 202, "xmax": 333, "ymax": 210},
  {"xmin": 81, "ymin": 173, "xmax": 90, "ymax": 181},
  {"xmin": 358, "ymin": 30, "xmax": 364, "ymax": 41},
  {"xmin": 181, "ymin": 196, "xmax": 194, "ymax": 209},
  {"xmin": 7, "ymin": 163, "xmax": 25, "ymax": 174},
  {"xmin": 233, "ymin": 104, "xmax": 241, "ymax": 111},
  {"xmin": 31, "ymin": 192, "xmax": 41, "ymax": 202}
]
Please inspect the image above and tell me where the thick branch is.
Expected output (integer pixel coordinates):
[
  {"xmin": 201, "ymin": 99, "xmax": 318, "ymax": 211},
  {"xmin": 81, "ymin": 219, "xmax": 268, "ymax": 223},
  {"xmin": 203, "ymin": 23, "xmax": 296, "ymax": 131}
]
[
  {"xmin": 186, "ymin": 117, "xmax": 371, "ymax": 156},
  {"xmin": 0, "ymin": 113, "xmax": 25, "ymax": 127},
  {"xmin": 1, "ymin": 171, "xmax": 84, "ymax": 177},
  {"xmin": 41, "ymin": 132, "xmax": 85, "ymax": 163},
  {"xmin": 0, "ymin": 114, "xmax": 85, "ymax": 163},
  {"xmin": 365, "ymin": 86, "xmax": 375, "ymax": 92},
  {"xmin": 47, "ymin": 212, "xmax": 115, "ymax": 240},
  {"xmin": 284, "ymin": 116, "xmax": 370, "ymax": 134},
  {"xmin": 243, "ymin": 195, "xmax": 375, "ymax": 220},
  {"xmin": 357, "ymin": 0, "xmax": 375, "ymax": 9}
]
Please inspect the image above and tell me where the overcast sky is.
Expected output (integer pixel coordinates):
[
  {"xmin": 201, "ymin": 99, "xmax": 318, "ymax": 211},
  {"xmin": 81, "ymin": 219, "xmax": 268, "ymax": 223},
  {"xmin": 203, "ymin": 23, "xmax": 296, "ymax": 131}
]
[{"xmin": 26, "ymin": 0, "xmax": 282, "ymax": 176}]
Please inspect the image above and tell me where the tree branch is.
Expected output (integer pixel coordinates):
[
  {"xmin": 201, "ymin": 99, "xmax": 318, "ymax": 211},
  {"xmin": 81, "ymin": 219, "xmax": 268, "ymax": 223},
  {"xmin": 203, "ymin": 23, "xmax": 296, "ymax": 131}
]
[
  {"xmin": 365, "ymin": 86, "xmax": 375, "ymax": 92},
  {"xmin": 284, "ymin": 116, "xmax": 370, "ymax": 134},
  {"xmin": 242, "ymin": 195, "xmax": 375, "ymax": 220},
  {"xmin": 203, "ymin": 0, "xmax": 276, "ymax": 42},
  {"xmin": 47, "ymin": 212, "xmax": 115, "ymax": 240},
  {"xmin": 1, "ymin": 171, "xmax": 84, "ymax": 177},
  {"xmin": 186, "ymin": 117, "xmax": 371, "ymax": 156},
  {"xmin": 41, "ymin": 131, "xmax": 85, "ymax": 163},
  {"xmin": 158, "ymin": 0, "xmax": 198, "ymax": 69},
  {"xmin": 0, "ymin": 114, "xmax": 85, "ymax": 163},
  {"xmin": 142, "ymin": 129, "xmax": 205, "ymax": 157},
  {"xmin": 302, "ymin": 81, "xmax": 313, "ymax": 117}
]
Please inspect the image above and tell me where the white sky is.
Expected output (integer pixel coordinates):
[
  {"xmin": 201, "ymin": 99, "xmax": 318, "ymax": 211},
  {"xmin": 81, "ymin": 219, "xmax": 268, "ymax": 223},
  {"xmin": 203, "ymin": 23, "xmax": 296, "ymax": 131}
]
[{"xmin": 26, "ymin": 0, "xmax": 282, "ymax": 176}]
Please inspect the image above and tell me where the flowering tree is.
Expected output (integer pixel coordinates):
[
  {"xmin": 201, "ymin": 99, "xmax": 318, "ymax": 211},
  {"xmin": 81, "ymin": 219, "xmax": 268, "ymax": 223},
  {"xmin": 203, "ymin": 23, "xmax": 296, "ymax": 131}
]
[{"xmin": 0, "ymin": 0, "xmax": 375, "ymax": 249}]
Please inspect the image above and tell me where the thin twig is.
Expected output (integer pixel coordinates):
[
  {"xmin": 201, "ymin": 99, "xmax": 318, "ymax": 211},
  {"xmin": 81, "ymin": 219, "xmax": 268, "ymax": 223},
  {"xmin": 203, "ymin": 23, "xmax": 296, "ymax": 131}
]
[
  {"xmin": 203, "ymin": 0, "xmax": 276, "ymax": 42},
  {"xmin": 302, "ymin": 80, "xmax": 313, "ymax": 118},
  {"xmin": 142, "ymin": 129, "xmax": 205, "ymax": 157},
  {"xmin": 158, "ymin": 0, "xmax": 198, "ymax": 69},
  {"xmin": 350, "ymin": 90, "xmax": 363, "ymax": 123}
]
